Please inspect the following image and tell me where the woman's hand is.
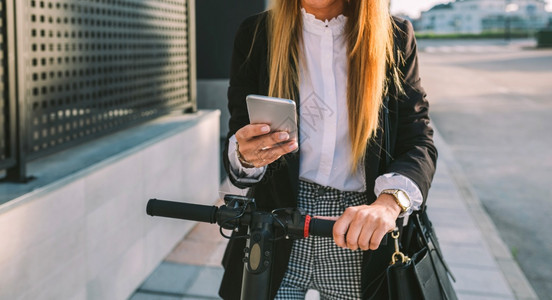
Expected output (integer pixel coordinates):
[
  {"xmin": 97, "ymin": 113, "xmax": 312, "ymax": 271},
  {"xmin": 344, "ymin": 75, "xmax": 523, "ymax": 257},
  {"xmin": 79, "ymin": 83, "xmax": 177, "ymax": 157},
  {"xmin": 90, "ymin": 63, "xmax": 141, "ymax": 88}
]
[
  {"xmin": 333, "ymin": 194, "xmax": 401, "ymax": 250},
  {"xmin": 235, "ymin": 124, "xmax": 298, "ymax": 168}
]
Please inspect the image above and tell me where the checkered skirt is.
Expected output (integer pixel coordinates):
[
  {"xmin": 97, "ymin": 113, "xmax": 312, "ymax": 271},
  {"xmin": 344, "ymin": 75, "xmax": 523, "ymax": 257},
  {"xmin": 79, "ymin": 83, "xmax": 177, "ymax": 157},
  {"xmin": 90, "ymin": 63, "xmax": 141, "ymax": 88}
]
[{"xmin": 275, "ymin": 180, "xmax": 369, "ymax": 300}]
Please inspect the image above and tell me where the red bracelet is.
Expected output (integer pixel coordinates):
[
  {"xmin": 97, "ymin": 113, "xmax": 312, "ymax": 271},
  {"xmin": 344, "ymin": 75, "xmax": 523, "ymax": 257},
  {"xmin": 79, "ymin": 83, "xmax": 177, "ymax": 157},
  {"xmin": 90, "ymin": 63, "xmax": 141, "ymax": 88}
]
[{"xmin": 304, "ymin": 215, "xmax": 311, "ymax": 238}]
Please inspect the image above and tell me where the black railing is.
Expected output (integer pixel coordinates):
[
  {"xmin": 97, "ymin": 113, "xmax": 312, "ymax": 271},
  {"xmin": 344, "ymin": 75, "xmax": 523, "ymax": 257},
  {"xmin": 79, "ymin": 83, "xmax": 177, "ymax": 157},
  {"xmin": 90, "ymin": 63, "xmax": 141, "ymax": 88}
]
[
  {"xmin": 1, "ymin": 0, "xmax": 197, "ymax": 182},
  {"xmin": 0, "ymin": 1, "xmax": 6, "ymax": 166}
]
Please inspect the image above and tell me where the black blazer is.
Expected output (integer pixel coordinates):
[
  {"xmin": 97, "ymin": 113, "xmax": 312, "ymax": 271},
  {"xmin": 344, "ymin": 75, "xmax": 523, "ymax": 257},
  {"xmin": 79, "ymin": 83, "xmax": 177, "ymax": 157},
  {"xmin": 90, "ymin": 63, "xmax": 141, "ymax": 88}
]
[{"xmin": 220, "ymin": 12, "xmax": 437, "ymax": 300}]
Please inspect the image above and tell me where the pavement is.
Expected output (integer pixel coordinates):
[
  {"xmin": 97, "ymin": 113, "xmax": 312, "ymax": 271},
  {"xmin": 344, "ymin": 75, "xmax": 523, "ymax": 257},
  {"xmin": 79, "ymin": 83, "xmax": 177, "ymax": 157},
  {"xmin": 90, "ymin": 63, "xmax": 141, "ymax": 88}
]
[{"xmin": 128, "ymin": 123, "xmax": 539, "ymax": 299}]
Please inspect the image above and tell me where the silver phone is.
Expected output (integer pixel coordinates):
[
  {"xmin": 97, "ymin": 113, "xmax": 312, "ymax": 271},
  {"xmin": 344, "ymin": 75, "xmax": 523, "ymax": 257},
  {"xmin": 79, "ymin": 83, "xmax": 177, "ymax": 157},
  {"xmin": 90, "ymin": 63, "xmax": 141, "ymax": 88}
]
[{"xmin": 246, "ymin": 94, "xmax": 298, "ymax": 142}]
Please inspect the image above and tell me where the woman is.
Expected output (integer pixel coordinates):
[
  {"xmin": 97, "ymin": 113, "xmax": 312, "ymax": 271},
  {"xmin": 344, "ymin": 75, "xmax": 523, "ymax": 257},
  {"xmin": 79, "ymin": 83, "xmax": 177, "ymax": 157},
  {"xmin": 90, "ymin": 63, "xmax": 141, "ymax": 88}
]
[{"xmin": 220, "ymin": 0, "xmax": 437, "ymax": 299}]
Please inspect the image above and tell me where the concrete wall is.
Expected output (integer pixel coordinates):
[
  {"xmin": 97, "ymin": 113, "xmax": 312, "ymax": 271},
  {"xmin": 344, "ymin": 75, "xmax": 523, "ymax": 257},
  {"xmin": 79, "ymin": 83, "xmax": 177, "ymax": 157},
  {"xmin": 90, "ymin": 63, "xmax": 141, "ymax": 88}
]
[{"xmin": 0, "ymin": 111, "xmax": 220, "ymax": 300}]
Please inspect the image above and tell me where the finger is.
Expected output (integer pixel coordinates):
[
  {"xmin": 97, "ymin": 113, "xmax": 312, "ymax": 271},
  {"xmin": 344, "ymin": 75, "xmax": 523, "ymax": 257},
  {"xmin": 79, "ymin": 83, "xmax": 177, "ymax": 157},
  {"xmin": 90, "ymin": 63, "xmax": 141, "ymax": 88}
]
[
  {"xmin": 250, "ymin": 140, "xmax": 294, "ymax": 164},
  {"xmin": 253, "ymin": 131, "xmax": 291, "ymax": 151},
  {"xmin": 313, "ymin": 216, "xmax": 339, "ymax": 221},
  {"xmin": 333, "ymin": 207, "xmax": 356, "ymax": 248},
  {"xmin": 249, "ymin": 140, "xmax": 297, "ymax": 168},
  {"xmin": 236, "ymin": 124, "xmax": 270, "ymax": 141},
  {"xmin": 270, "ymin": 131, "xmax": 290, "ymax": 145},
  {"xmin": 261, "ymin": 140, "xmax": 297, "ymax": 160},
  {"xmin": 344, "ymin": 221, "xmax": 363, "ymax": 251},
  {"xmin": 356, "ymin": 217, "xmax": 377, "ymax": 250},
  {"xmin": 241, "ymin": 132, "xmax": 290, "ymax": 161},
  {"xmin": 369, "ymin": 227, "xmax": 389, "ymax": 250},
  {"xmin": 357, "ymin": 227, "xmax": 373, "ymax": 251}
]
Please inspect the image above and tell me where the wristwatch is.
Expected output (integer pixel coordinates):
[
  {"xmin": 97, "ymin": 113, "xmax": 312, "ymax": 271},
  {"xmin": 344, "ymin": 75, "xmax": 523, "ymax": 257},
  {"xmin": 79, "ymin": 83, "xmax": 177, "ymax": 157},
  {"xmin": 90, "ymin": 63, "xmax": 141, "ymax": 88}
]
[{"xmin": 381, "ymin": 189, "xmax": 411, "ymax": 214}]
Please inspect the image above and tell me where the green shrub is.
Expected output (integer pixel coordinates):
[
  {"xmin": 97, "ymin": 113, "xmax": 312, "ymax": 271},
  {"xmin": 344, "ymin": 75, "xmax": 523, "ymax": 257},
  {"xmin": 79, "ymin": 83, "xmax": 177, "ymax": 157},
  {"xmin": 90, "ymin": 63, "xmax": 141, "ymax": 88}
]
[
  {"xmin": 537, "ymin": 30, "xmax": 552, "ymax": 47},
  {"xmin": 416, "ymin": 31, "xmax": 531, "ymax": 39}
]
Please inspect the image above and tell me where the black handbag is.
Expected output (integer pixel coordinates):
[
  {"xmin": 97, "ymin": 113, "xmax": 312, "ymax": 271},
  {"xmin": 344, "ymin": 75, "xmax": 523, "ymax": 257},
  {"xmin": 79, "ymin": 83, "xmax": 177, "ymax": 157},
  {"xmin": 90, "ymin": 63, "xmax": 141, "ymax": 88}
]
[{"xmin": 371, "ymin": 96, "xmax": 458, "ymax": 300}]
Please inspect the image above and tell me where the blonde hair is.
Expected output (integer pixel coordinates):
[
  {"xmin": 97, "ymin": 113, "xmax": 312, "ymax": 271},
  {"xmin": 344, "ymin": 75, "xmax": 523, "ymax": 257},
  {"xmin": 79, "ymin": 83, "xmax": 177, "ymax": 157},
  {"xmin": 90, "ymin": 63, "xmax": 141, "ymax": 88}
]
[
  {"xmin": 267, "ymin": 0, "xmax": 398, "ymax": 171},
  {"xmin": 266, "ymin": 1, "xmax": 302, "ymax": 101}
]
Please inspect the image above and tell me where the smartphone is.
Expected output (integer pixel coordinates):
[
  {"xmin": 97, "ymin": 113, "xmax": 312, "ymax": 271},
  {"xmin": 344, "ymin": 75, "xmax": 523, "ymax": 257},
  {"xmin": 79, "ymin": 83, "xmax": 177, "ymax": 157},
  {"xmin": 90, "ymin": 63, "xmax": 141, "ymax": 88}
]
[{"xmin": 246, "ymin": 94, "xmax": 298, "ymax": 143}]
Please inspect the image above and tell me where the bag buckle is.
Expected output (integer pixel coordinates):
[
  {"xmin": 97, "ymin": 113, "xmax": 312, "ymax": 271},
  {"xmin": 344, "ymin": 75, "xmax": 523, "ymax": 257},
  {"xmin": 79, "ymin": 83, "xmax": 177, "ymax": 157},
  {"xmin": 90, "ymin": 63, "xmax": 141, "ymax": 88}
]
[{"xmin": 391, "ymin": 228, "xmax": 410, "ymax": 264}]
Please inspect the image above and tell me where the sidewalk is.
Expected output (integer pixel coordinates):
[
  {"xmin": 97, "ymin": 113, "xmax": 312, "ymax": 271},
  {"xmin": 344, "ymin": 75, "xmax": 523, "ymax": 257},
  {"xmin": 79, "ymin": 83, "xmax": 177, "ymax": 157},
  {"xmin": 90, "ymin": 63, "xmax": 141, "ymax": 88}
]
[{"xmin": 129, "ymin": 129, "xmax": 538, "ymax": 300}]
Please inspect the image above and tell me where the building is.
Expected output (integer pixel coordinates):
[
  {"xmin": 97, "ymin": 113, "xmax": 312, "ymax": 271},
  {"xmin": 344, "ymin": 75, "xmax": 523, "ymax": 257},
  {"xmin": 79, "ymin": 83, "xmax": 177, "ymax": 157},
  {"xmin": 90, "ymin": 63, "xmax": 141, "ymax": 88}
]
[{"xmin": 417, "ymin": 0, "xmax": 550, "ymax": 34}]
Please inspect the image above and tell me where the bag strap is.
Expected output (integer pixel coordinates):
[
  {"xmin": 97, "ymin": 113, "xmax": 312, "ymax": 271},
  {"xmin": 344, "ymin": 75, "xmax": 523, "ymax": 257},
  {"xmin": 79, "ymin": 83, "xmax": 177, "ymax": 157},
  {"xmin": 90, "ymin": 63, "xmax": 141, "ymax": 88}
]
[
  {"xmin": 418, "ymin": 211, "xmax": 456, "ymax": 282},
  {"xmin": 414, "ymin": 213, "xmax": 454, "ymax": 300}
]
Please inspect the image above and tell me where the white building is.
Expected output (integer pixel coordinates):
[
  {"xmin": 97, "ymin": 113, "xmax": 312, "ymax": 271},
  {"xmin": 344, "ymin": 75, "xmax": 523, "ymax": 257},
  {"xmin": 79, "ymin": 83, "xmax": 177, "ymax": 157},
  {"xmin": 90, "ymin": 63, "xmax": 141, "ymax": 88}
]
[{"xmin": 418, "ymin": 0, "xmax": 550, "ymax": 34}]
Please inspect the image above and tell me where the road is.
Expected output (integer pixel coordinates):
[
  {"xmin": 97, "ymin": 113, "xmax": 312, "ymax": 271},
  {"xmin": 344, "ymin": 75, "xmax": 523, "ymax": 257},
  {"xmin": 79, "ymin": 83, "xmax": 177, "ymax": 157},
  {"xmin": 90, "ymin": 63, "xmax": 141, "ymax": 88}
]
[{"xmin": 417, "ymin": 38, "xmax": 552, "ymax": 299}]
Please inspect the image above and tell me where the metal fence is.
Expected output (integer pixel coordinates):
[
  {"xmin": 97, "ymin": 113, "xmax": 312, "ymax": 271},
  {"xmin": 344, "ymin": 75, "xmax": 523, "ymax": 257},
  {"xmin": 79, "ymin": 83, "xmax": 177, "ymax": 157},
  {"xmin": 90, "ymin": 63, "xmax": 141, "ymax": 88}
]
[
  {"xmin": 0, "ymin": 1, "xmax": 5, "ymax": 166},
  {"xmin": 1, "ymin": 0, "xmax": 196, "ymax": 181}
]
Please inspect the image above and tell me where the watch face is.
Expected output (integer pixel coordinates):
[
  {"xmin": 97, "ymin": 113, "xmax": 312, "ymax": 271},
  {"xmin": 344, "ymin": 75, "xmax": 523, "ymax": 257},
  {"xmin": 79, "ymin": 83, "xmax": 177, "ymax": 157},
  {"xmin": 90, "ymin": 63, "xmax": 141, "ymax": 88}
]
[{"xmin": 396, "ymin": 190, "xmax": 411, "ymax": 208}]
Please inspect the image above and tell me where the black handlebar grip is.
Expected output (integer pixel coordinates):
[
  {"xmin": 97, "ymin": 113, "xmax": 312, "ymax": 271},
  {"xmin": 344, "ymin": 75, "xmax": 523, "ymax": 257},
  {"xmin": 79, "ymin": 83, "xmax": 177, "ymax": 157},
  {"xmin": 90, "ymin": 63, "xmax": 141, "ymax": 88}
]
[
  {"xmin": 309, "ymin": 218, "xmax": 335, "ymax": 238},
  {"xmin": 146, "ymin": 199, "xmax": 218, "ymax": 224}
]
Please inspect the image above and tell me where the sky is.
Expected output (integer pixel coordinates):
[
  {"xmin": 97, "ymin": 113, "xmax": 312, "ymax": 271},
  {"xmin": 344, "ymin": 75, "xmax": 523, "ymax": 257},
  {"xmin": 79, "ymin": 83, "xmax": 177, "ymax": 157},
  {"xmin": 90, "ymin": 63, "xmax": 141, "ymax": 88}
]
[{"xmin": 390, "ymin": 0, "xmax": 552, "ymax": 18}]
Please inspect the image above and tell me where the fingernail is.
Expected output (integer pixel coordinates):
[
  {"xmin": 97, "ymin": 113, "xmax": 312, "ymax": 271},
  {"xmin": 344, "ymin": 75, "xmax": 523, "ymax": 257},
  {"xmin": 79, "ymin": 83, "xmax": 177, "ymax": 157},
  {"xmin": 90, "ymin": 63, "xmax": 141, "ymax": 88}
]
[
  {"xmin": 261, "ymin": 125, "xmax": 270, "ymax": 133},
  {"xmin": 289, "ymin": 142, "xmax": 298, "ymax": 151},
  {"xmin": 279, "ymin": 132, "xmax": 289, "ymax": 140}
]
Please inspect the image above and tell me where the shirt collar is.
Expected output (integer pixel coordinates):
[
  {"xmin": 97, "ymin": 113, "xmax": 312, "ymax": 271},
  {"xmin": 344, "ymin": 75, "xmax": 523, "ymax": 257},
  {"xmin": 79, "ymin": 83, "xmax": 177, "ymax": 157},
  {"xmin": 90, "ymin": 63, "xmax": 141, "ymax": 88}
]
[{"xmin": 301, "ymin": 7, "xmax": 346, "ymax": 36}]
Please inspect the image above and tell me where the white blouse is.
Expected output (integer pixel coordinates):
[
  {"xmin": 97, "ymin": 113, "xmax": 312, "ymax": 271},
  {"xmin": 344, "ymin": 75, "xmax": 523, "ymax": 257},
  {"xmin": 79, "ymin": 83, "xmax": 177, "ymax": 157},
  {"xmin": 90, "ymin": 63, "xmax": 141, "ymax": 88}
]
[{"xmin": 227, "ymin": 9, "xmax": 422, "ymax": 215}]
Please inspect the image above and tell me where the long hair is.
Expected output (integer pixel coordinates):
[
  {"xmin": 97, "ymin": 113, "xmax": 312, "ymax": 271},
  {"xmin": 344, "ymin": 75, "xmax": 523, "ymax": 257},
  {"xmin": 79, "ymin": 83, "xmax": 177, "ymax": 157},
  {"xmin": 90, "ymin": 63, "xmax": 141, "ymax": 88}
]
[
  {"xmin": 266, "ymin": 1, "xmax": 302, "ymax": 101},
  {"xmin": 267, "ymin": 0, "xmax": 399, "ymax": 171}
]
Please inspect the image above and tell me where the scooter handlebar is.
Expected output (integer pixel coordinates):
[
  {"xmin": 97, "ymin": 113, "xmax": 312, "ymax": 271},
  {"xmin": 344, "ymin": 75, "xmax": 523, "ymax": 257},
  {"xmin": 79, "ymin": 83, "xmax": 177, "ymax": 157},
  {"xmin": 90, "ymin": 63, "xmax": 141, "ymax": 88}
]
[
  {"xmin": 146, "ymin": 199, "xmax": 218, "ymax": 224},
  {"xmin": 146, "ymin": 198, "xmax": 335, "ymax": 238},
  {"xmin": 308, "ymin": 218, "xmax": 335, "ymax": 238}
]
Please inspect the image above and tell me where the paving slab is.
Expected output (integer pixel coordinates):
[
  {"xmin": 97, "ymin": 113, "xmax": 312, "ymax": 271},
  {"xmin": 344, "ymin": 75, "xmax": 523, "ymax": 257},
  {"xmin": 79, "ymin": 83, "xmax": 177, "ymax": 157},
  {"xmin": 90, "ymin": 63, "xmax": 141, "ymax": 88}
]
[
  {"xmin": 187, "ymin": 266, "xmax": 226, "ymax": 298},
  {"xmin": 452, "ymin": 265, "xmax": 514, "ymax": 298},
  {"xmin": 137, "ymin": 262, "xmax": 200, "ymax": 296},
  {"xmin": 439, "ymin": 243, "xmax": 497, "ymax": 269}
]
